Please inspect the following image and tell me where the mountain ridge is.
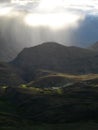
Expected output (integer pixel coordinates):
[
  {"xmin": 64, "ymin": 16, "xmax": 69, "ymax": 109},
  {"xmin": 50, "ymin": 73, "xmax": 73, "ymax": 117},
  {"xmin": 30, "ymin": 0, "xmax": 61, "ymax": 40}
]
[
  {"xmin": 11, "ymin": 42, "xmax": 98, "ymax": 82},
  {"xmin": 1, "ymin": 42, "xmax": 98, "ymax": 126},
  {"xmin": 89, "ymin": 41, "xmax": 98, "ymax": 51},
  {"xmin": 1, "ymin": 41, "xmax": 98, "ymax": 86}
]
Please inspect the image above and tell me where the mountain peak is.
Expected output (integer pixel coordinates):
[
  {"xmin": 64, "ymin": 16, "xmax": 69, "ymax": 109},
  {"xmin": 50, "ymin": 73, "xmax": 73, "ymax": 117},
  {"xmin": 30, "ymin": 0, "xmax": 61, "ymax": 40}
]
[
  {"xmin": 20, "ymin": 42, "xmax": 67, "ymax": 54},
  {"xmin": 36, "ymin": 42, "xmax": 66, "ymax": 48},
  {"xmin": 11, "ymin": 41, "xmax": 97, "ymax": 82}
]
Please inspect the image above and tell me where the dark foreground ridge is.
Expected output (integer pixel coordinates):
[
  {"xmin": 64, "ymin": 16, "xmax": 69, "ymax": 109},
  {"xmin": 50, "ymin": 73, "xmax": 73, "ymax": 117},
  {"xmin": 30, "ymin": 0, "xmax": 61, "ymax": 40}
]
[{"xmin": 1, "ymin": 77, "xmax": 98, "ymax": 129}]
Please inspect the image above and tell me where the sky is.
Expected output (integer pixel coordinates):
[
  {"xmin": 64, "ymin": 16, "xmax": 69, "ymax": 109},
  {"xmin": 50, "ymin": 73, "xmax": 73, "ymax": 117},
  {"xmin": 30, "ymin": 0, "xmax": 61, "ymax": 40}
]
[{"xmin": 0, "ymin": 0, "xmax": 98, "ymax": 51}]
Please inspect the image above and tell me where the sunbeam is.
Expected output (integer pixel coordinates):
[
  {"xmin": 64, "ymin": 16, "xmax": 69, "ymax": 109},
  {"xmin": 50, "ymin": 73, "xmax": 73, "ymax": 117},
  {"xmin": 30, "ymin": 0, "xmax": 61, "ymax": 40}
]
[{"xmin": 24, "ymin": 12, "xmax": 83, "ymax": 30}]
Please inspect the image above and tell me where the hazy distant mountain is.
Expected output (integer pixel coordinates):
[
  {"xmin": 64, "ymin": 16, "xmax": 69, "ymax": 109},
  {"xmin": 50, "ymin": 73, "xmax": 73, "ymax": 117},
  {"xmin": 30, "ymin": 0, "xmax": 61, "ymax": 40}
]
[
  {"xmin": 88, "ymin": 41, "xmax": 98, "ymax": 51},
  {"xmin": 11, "ymin": 42, "xmax": 98, "ymax": 82},
  {"xmin": 0, "ymin": 36, "xmax": 20, "ymax": 62},
  {"xmin": 0, "ymin": 62, "xmax": 25, "ymax": 86}
]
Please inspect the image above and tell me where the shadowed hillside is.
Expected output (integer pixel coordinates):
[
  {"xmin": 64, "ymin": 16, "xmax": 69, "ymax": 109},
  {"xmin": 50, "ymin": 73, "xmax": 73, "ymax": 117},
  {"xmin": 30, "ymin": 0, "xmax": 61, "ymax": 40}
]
[
  {"xmin": 89, "ymin": 42, "xmax": 98, "ymax": 51},
  {"xmin": 10, "ymin": 42, "xmax": 98, "ymax": 82},
  {"xmin": 1, "ymin": 42, "xmax": 98, "ymax": 86},
  {"xmin": 0, "ymin": 62, "xmax": 25, "ymax": 87},
  {"xmin": 1, "ymin": 42, "xmax": 98, "ymax": 129},
  {"xmin": 0, "ymin": 76, "xmax": 98, "ymax": 128}
]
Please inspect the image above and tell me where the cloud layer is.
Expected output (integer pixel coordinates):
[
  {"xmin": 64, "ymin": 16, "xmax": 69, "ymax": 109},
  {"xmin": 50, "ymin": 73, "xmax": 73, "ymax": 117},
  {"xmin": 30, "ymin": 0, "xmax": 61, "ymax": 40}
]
[{"xmin": 0, "ymin": 0, "xmax": 98, "ymax": 50}]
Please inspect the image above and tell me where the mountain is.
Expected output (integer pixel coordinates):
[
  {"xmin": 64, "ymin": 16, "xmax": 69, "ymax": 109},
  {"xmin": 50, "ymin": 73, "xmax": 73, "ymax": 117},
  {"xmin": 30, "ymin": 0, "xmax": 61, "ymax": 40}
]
[
  {"xmin": 0, "ymin": 39, "xmax": 18, "ymax": 62},
  {"xmin": 0, "ymin": 62, "xmax": 25, "ymax": 86},
  {"xmin": 0, "ymin": 34, "xmax": 24, "ymax": 62},
  {"xmin": 1, "ymin": 42, "xmax": 98, "ymax": 128},
  {"xmin": 88, "ymin": 41, "xmax": 98, "ymax": 51},
  {"xmin": 1, "ymin": 41, "xmax": 98, "ymax": 86},
  {"xmin": 11, "ymin": 42, "xmax": 98, "ymax": 82}
]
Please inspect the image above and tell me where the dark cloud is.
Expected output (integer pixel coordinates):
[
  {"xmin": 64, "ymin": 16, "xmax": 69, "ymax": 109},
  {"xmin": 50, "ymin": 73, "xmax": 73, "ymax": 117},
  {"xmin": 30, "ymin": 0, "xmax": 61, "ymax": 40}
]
[{"xmin": 69, "ymin": 15, "xmax": 98, "ymax": 47}]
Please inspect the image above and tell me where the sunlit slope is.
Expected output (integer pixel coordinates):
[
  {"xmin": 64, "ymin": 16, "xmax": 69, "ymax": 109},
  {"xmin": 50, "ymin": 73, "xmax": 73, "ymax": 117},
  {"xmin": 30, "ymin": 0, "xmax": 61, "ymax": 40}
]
[{"xmin": 27, "ymin": 70, "xmax": 98, "ymax": 88}]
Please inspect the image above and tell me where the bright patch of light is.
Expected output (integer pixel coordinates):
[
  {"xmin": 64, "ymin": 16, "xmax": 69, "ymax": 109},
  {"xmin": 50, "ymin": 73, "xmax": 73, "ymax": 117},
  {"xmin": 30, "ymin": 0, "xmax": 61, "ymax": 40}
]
[
  {"xmin": 24, "ymin": 13, "xmax": 83, "ymax": 30},
  {"xmin": 38, "ymin": 0, "xmax": 63, "ymax": 11},
  {"xmin": 63, "ymin": 0, "xmax": 97, "ymax": 6},
  {"xmin": 11, "ymin": 0, "xmax": 33, "ymax": 5},
  {"xmin": 0, "ymin": 7, "xmax": 12, "ymax": 16},
  {"xmin": 1, "ymin": 0, "xmax": 97, "ymax": 30}
]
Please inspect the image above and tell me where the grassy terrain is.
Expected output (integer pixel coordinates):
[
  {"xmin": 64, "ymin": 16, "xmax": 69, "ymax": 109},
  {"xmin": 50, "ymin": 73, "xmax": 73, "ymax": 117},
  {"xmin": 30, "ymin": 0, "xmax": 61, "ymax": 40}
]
[
  {"xmin": 28, "ymin": 71, "xmax": 98, "ymax": 88},
  {"xmin": 1, "ymin": 73, "xmax": 98, "ymax": 129},
  {"xmin": 1, "ymin": 122, "xmax": 98, "ymax": 130}
]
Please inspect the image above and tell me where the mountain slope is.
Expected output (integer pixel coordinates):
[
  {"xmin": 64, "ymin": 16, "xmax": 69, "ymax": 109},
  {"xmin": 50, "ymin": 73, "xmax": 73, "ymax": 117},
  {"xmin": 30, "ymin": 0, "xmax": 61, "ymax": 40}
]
[
  {"xmin": 27, "ymin": 73, "xmax": 98, "ymax": 88},
  {"xmin": 3, "ymin": 77, "xmax": 98, "ymax": 123},
  {"xmin": 0, "ymin": 62, "xmax": 25, "ymax": 86},
  {"xmin": 88, "ymin": 41, "xmax": 98, "ymax": 51},
  {"xmin": 0, "ymin": 35, "xmax": 20, "ymax": 62},
  {"xmin": 1, "ymin": 41, "xmax": 98, "ymax": 86},
  {"xmin": 11, "ymin": 42, "xmax": 98, "ymax": 82}
]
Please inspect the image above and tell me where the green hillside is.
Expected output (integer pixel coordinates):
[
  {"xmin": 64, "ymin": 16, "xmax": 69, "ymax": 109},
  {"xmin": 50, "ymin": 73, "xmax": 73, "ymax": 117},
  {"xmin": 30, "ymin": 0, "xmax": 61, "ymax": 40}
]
[{"xmin": 1, "ymin": 74, "xmax": 98, "ymax": 129}]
